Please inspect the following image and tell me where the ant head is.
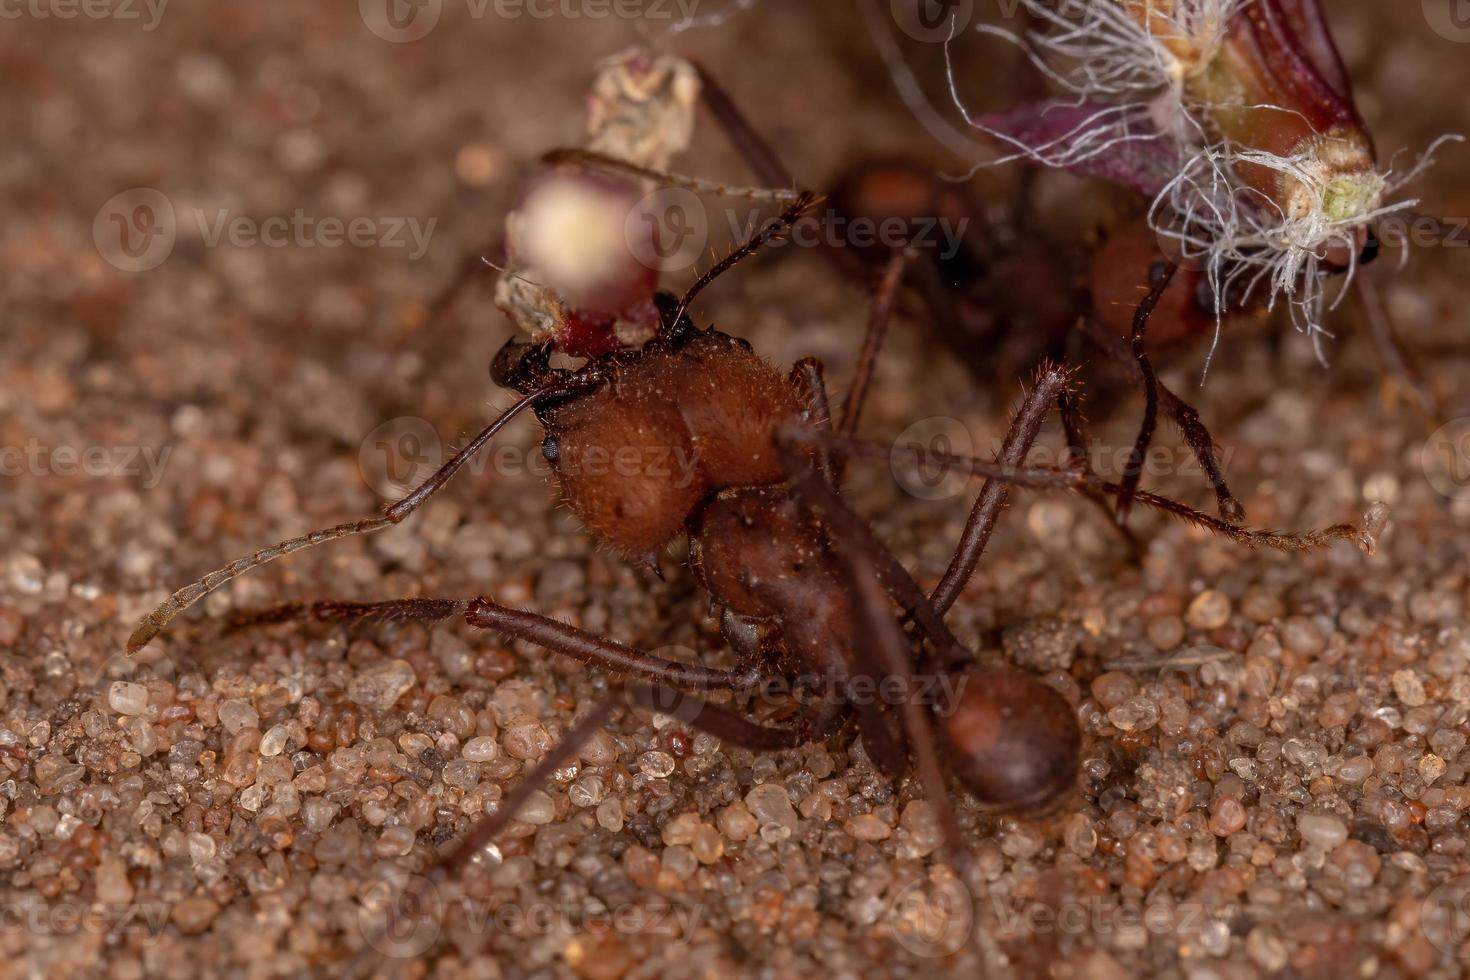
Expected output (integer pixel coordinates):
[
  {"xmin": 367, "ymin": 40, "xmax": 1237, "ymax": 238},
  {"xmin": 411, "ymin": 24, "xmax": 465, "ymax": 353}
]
[{"xmin": 938, "ymin": 669, "xmax": 1080, "ymax": 811}]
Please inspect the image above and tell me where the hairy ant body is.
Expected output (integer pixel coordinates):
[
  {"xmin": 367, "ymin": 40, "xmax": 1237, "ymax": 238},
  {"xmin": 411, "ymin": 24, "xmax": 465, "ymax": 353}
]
[{"xmin": 129, "ymin": 194, "xmax": 1382, "ymax": 973}]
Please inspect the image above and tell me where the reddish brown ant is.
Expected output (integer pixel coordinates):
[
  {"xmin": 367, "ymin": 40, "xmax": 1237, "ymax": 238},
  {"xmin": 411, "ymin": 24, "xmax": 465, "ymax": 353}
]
[{"xmin": 128, "ymin": 192, "xmax": 1382, "ymax": 965}]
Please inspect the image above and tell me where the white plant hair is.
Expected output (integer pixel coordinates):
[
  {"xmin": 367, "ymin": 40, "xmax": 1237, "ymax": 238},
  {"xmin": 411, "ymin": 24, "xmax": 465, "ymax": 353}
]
[
  {"xmin": 945, "ymin": 0, "xmax": 1462, "ymax": 369},
  {"xmin": 955, "ymin": 0, "xmax": 1251, "ymax": 170},
  {"xmin": 1150, "ymin": 134, "xmax": 1464, "ymax": 370}
]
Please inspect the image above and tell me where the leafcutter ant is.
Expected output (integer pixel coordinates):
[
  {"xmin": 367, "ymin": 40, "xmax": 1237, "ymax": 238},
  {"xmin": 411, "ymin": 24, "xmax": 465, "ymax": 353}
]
[{"xmin": 128, "ymin": 194, "xmax": 1382, "ymax": 964}]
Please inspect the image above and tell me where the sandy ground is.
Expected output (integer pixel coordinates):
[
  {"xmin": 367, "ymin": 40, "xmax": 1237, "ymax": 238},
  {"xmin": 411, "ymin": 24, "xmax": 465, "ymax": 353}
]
[{"xmin": 4, "ymin": 1, "xmax": 1470, "ymax": 977}]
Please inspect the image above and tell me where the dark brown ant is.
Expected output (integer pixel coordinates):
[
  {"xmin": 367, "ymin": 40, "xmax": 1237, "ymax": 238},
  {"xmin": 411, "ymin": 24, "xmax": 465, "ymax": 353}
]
[
  {"xmin": 827, "ymin": 153, "xmax": 1412, "ymax": 533},
  {"xmin": 128, "ymin": 195, "xmax": 1381, "ymax": 966}
]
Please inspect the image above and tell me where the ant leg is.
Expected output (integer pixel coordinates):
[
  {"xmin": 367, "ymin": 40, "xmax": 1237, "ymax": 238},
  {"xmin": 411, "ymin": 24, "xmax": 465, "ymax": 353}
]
[
  {"xmin": 829, "ymin": 514, "xmax": 967, "ymax": 865},
  {"xmin": 852, "ymin": 700, "xmax": 910, "ymax": 778},
  {"xmin": 1357, "ymin": 269, "xmax": 1437, "ymax": 416},
  {"xmin": 775, "ymin": 433, "xmax": 971, "ymax": 668},
  {"xmin": 691, "ymin": 60, "xmax": 795, "ymax": 191},
  {"xmin": 802, "ymin": 430, "xmax": 1386, "ymax": 555},
  {"xmin": 226, "ymin": 598, "xmax": 470, "ymax": 631},
  {"xmin": 1115, "ymin": 261, "xmax": 1177, "ymax": 526},
  {"xmin": 1076, "ymin": 316, "xmax": 1245, "ymax": 523},
  {"xmin": 789, "ymin": 358, "xmax": 838, "ymax": 486},
  {"xmin": 432, "ymin": 681, "xmax": 834, "ymax": 876},
  {"xmin": 128, "ymin": 387, "xmax": 552, "ymax": 652},
  {"xmin": 352, "ymin": 695, "xmax": 624, "ymax": 971},
  {"xmin": 928, "ymin": 364, "xmax": 1072, "ymax": 615},
  {"xmin": 837, "ymin": 249, "xmax": 911, "ymax": 438},
  {"xmin": 1054, "ymin": 381, "xmax": 1142, "ymax": 554},
  {"xmin": 464, "ymin": 598, "xmax": 759, "ymax": 692}
]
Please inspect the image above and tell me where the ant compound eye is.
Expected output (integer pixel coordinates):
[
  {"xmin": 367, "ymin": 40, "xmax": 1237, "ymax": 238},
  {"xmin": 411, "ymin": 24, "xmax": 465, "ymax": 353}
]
[
  {"xmin": 732, "ymin": 336, "xmax": 754, "ymax": 352},
  {"xmin": 1147, "ymin": 260, "xmax": 1171, "ymax": 286},
  {"xmin": 541, "ymin": 435, "xmax": 560, "ymax": 465}
]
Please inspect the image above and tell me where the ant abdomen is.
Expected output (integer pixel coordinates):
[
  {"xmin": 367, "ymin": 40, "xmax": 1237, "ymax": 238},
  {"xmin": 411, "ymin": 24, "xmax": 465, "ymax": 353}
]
[
  {"xmin": 542, "ymin": 330, "xmax": 801, "ymax": 557},
  {"xmin": 939, "ymin": 669, "xmax": 1081, "ymax": 811}
]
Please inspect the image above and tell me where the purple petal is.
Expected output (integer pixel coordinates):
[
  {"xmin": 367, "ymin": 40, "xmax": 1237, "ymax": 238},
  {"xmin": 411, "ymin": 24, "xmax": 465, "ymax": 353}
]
[{"xmin": 978, "ymin": 98, "xmax": 1182, "ymax": 197}]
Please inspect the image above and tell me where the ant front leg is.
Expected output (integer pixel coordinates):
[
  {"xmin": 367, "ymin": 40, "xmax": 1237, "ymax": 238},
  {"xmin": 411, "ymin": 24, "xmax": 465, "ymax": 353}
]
[
  {"xmin": 1076, "ymin": 316, "xmax": 1245, "ymax": 524},
  {"xmin": 789, "ymin": 357, "xmax": 838, "ymax": 486},
  {"xmin": 838, "ymin": 250, "xmax": 910, "ymax": 437},
  {"xmin": 691, "ymin": 60, "xmax": 796, "ymax": 192},
  {"xmin": 1357, "ymin": 267, "xmax": 1438, "ymax": 417},
  {"xmin": 464, "ymin": 598, "xmax": 759, "ymax": 693},
  {"xmin": 127, "ymin": 388, "xmax": 551, "ymax": 652},
  {"xmin": 1112, "ymin": 260, "xmax": 1177, "ymax": 526},
  {"xmin": 928, "ymin": 364, "xmax": 1072, "ymax": 615}
]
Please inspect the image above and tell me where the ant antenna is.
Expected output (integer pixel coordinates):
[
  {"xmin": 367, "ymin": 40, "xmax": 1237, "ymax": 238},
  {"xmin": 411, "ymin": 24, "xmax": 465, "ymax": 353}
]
[
  {"xmin": 671, "ymin": 191, "xmax": 817, "ymax": 327},
  {"xmin": 541, "ymin": 148, "xmax": 802, "ymax": 204},
  {"xmin": 127, "ymin": 386, "xmax": 553, "ymax": 653}
]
